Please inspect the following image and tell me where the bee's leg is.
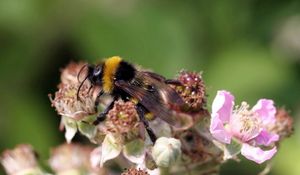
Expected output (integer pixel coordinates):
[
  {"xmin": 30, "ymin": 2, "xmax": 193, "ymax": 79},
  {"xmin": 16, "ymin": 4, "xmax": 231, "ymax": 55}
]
[
  {"xmin": 94, "ymin": 90, "xmax": 104, "ymax": 113},
  {"xmin": 136, "ymin": 104, "xmax": 157, "ymax": 144},
  {"xmin": 165, "ymin": 79, "xmax": 183, "ymax": 86},
  {"xmin": 93, "ymin": 97, "xmax": 116, "ymax": 125}
]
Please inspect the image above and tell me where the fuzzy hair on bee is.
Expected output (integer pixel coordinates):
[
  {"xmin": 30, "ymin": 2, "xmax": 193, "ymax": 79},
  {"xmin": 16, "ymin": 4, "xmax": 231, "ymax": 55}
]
[{"xmin": 77, "ymin": 56, "xmax": 189, "ymax": 143}]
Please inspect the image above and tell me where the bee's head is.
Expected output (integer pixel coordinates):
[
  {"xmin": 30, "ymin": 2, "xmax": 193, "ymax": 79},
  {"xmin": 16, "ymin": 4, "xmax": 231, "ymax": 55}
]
[
  {"xmin": 87, "ymin": 64, "xmax": 103, "ymax": 85},
  {"xmin": 77, "ymin": 64, "xmax": 103, "ymax": 100}
]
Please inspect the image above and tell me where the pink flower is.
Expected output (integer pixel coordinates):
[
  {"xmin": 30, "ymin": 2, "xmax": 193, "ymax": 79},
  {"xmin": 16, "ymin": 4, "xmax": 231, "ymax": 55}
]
[{"xmin": 210, "ymin": 90, "xmax": 279, "ymax": 164}]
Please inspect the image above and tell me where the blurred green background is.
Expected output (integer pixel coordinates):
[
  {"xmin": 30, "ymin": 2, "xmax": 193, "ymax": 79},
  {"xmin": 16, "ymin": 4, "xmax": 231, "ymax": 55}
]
[{"xmin": 0, "ymin": 0, "xmax": 300, "ymax": 174}]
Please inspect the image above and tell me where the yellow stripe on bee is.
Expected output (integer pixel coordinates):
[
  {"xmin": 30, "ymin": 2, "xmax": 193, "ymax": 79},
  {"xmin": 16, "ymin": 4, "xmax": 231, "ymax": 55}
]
[
  {"xmin": 102, "ymin": 56, "xmax": 122, "ymax": 93},
  {"xmin": 130, "ymin": 98, "xmax": 139, "ymax": 105},
  {"xmin": 145, "ymin": 113, "xmax": 154, "ymax": 121}
]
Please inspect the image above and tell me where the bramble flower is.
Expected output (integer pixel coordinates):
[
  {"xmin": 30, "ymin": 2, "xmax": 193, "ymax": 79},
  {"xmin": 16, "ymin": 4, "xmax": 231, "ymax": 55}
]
[
  {"xmin": 210, "ymin": 90, "xmax": 279, "ymax": 164},
  {"xmin": 90, "ymin": 100, "xmax": 148, "ymax": 167},
  {"xmin": 49, "ymin": 143, "xmax": 106, "ymax": 175},
  {"xmin": 49, "ymin": 83, "xmax": 96, "ymax": 120},
  {"xmin": 91, "ymin": 99, "xmax": 145, "ymax": 144},
  {"xmin": 49, "ymin": 83, "xmax": 97, "ymax": 143},
  {"xmin": 49, "ymin": 62, "xmax": 99, "ymax": 143},
  {"xmin": 0, "ymin": 144, "xmax": 44, "ymax": 175},
  {"xmin": 49, "ymin": 61, "xmax": 97, "ymax": 120},
  {"xmin": 173, "ymin": 71, "xmax": 207, "ymax": 113},
  {"xmin": 105, "ymin": 99, "xmax": 142, "ymax": 141}
]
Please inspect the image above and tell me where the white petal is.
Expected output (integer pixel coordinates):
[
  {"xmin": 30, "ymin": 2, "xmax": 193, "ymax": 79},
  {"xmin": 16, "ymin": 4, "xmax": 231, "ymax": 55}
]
[
  {"xmin": 241, "ymin": 143, "xmax": 277, "ymax": 164},
  {"xmin": 63, "ymin": 117, "xmax": 77, "ymax": 143},
  {"xmin": 90, "ymin": 146, "xmax": 102, "ymax": 168},
  {"xmin": 212, "ymin": 90, "xmax": 234, "ymax": 122},
  {"xmin": 100, "ymin": 133, "xmax": 122, "ymax": 167}
]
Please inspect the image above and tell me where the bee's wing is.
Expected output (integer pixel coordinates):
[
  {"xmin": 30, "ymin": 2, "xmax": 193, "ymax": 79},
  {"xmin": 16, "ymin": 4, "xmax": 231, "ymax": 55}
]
[
  {"xmin": 115, "ymin": 79, "xmax": 191, "ymax": 129},
  {"xmin": 137, "ymin": 71, "xmax": 185, "ymax": 108}
]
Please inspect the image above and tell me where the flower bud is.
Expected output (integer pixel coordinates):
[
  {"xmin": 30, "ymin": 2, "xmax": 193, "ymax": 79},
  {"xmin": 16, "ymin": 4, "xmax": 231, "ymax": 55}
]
[{"xmin": 151, "ymin": 137, "xmax": 181, "ymax": 167}]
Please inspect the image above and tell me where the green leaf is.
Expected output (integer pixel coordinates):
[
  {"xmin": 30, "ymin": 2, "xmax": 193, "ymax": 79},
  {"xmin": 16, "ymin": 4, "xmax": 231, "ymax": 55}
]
[
  {"xmin": 77, "ymin": 121, "xmax": 96, "ymax": 140},
  {"xmin": 123, "ymin": 139, "xmax": 145, "ymax": 164},
  {"xmin": 213, "ymin": 138, "xmax": 242, "ymax": 161}
]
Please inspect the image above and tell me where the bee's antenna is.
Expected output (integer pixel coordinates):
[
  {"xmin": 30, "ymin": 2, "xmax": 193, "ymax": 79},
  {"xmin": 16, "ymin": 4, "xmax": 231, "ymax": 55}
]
[
  {"xmin": 77, "ymin": 64, "xmax": 88, "ymax": 83},
  {"xmin": 77, "ymin": 75, "xmax": 89, "ymax": 101}
]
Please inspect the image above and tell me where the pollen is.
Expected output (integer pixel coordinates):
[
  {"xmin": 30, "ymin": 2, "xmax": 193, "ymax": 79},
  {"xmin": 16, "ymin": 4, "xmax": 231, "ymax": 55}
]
[{"xmin": 230, "ymin": 102, "xmax": 261, "ymax": 142}]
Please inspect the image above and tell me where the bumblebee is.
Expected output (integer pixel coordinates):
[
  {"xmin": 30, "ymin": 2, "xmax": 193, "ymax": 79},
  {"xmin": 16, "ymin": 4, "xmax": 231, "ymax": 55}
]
[{"xmin": 77, "ymin": 56, "xmax": 186, "ymax": 143}]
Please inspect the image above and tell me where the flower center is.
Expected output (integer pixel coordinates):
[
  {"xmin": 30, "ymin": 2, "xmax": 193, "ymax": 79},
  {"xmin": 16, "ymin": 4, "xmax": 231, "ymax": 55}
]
[{"xmin": 230, "ymin": 102, "xmax": 261, "ymax": 142}]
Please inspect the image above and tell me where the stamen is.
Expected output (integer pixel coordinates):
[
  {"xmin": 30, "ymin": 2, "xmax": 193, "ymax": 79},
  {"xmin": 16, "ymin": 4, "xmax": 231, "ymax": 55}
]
[{"xmin": 231, "ymin": 102, "xmax": 261, "ymax": 142}]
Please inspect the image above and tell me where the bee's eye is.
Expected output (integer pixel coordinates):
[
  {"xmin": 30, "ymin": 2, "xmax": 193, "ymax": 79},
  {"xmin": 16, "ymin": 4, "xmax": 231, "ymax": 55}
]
[{"xmin": 94, "ymin": 66, "xmax": 102, "ymax": 76}]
